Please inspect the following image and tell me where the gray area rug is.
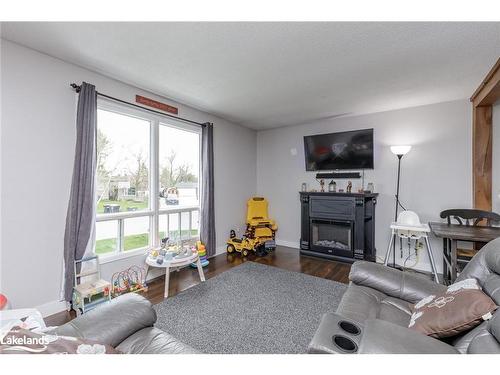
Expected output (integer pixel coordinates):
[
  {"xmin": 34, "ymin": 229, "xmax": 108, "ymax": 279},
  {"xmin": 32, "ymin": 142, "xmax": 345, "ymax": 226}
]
[{"xmin": 154, "ymin": 262, "xmax": 347, "ymax": 353}]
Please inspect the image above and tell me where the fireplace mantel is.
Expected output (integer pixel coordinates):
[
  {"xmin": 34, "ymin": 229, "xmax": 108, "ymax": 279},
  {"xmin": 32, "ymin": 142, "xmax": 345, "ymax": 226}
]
[{"xmin": 299, "ymin": 191, "xmax": 378, "ymax": 263}]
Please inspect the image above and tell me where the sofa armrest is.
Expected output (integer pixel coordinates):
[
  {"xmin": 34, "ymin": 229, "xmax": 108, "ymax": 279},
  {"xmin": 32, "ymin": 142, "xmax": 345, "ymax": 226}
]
[
  {"xmin": 349, "ymin": 261, "xmax": 446, "ymax": 304},
  {"xmin": 52, "ymin": 293, "xmax": 156, "ymax": 348},
  {"xmin": 359, "ymin": 319, "xmax": 458, "ymax": 354}
]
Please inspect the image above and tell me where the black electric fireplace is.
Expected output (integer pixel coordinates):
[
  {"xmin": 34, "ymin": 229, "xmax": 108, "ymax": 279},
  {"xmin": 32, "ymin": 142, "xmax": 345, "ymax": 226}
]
[{"xmin": 300, "ymin": 192, "xmax": 378, "ymax": 263}]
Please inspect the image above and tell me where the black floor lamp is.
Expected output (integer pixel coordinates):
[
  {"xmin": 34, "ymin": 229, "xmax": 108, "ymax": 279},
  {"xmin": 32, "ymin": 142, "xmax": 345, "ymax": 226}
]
[{"xmin": 388, "ymin": 145, "xmax": 412, "ymax": 267}]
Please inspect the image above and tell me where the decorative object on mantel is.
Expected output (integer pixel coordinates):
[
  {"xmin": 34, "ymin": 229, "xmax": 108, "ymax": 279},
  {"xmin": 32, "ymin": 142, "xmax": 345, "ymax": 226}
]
[
  {"xmin": 366, "ymin": 182, "xmax": 374, "ymax": 193},
  {"xmin": 319, "ymin": 179, "xmax": 325, "ymax": 192},
  {"xmin": 301, "ymin": 183, "xmax": 307, "ymax": 192},
  {"xmin": 346, "ymin": 181, "xmax": 352, "ymax": 193},
  {"xmin": 387, "ymin": 145, "xmax": 412, "ymax": 268},
  {"xmin": 328, "ymin": 180, "xmax": 336, "ymax": 192}
]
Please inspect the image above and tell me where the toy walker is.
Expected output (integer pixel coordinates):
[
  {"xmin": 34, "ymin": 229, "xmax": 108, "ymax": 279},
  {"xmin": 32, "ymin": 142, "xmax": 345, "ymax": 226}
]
[{"xmin": 72, "ymin": 255, "xmax": 111, "ymax": 315}]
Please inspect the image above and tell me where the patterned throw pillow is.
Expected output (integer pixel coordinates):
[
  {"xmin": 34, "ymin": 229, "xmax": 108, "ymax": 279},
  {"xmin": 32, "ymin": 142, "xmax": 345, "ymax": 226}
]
[{"xmin": 409, "ymin": 278, "xmax": 498, "ymax": 338}]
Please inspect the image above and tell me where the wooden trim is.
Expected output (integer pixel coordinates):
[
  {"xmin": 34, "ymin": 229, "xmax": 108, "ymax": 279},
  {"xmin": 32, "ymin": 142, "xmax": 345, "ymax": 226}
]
[
  {"xmin": 471, "ymin": 58, "xmax": 500, "ymax": 106},
  {"xmin": 470, "ymin": 57, "xmax": 499, "ymax": 211},
  {"xmin": 472, "ymin": 105, "xmax": 492, "ymax": 211}
]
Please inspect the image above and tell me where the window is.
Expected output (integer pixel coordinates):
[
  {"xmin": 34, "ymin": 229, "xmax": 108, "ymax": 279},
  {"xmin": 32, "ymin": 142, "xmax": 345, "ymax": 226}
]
[{"xmin": 94, "ymin": 100, "xmax": 201, "ymax": 258}]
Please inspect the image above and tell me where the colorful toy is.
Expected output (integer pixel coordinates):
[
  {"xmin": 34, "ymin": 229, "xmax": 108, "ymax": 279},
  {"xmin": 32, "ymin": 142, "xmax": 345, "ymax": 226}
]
[
  {"xmin": 72, "ymin": 255, "xmax": 112, "ymax": 315},
  {"xmin": 0, "ymin": 293, "xmax": 10, "ymax": 310},
  {"xmin": 226, "ymin": 230, "xmax": 261, "ymax": 257},
  {"xmin": 111, "ymin": 265, "xmax": 148, "ymax": 298},
  {"xmin": 227, "ymin": 197, "xmax": 278, "ymax": 257},
  {"xmin": 191, "ymin": 241, "xmax": 209, "ymax": 268}
]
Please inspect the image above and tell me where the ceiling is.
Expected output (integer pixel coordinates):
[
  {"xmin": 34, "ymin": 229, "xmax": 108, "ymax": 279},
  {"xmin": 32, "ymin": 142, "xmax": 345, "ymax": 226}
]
[{"xmin": 2, "ymin": 22, "xmax": 500, "ymax": 129}]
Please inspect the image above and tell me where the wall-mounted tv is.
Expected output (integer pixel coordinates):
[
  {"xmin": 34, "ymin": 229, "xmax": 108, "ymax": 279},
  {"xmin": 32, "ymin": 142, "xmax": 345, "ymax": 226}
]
[{"xmin": 304, "ymin": 128, "xmax": 374, "ymax": 171}]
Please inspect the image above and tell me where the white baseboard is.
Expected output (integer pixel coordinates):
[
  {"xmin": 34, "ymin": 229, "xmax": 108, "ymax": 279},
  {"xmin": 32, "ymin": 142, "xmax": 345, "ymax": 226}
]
[
  {"xmin": 36, "ymin": 300, "xmax": 68, "ymax": 318},
  {"xmin": 215, "ymin": 245, "xmax": 226, "ymax": 256},
  {"xmin": 276, "ymin": 240, "xmax": 300, "ymax": 249}
]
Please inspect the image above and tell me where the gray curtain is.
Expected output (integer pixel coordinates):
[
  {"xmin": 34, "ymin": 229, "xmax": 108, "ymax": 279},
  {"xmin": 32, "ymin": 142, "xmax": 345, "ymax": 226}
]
[
  {"xmin": 200, "ymin": 122, "xmax": 216, "ymax": 257},
  {"xmin": 63, "ymin": 82, "xmax": 97, "ymax": 302}
]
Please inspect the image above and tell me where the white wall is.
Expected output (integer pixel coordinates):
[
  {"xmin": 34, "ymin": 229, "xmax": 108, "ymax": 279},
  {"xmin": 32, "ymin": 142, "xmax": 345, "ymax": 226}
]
[
  {"xmin": 0, "ymin": 40, "xmax": 257, "ymax": 315},
  {"xmin": 493, "ymin": 103, "xmax": 500, "ymax": 212},
  {"xmin": 256, "ymin": 100, "xmax": 472, "ymax": 273}
]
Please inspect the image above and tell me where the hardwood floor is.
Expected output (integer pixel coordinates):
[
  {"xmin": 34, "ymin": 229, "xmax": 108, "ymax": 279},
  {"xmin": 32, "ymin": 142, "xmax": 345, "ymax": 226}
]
[{"xmin": 44, "ymin": 246, "xmax": 351, "ymax": 327}]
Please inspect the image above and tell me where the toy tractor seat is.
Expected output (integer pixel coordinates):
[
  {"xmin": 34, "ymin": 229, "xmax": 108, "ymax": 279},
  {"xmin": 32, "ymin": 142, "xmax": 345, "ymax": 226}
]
[
  {"xmin": 245, "ymin": 197, "xmax": 277, "ymax": 241},
  {"xmin": 246, "ymin": 197, "xmax": 278, "ymax": 230}
]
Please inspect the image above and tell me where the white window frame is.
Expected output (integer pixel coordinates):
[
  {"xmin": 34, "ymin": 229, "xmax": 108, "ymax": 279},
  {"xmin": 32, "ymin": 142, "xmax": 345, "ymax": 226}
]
[{"xmin": 96, "ymin": 98, "xmax": 202, "ymax": 263}]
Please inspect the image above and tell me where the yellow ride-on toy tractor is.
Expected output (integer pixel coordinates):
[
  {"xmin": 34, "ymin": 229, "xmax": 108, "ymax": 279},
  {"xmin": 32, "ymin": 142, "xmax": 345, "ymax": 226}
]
[
  {"xmin": 226, "ymin": 197, "xmax": 278, "ymax": 257},
  {"xmin": 226, "ymin": 230, "xmax": 260, "ymax": 257}
]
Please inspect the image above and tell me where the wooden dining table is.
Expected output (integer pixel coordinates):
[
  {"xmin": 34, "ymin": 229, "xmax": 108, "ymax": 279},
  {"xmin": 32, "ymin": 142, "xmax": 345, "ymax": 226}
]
[{"xmin": 429, "ymin": 222, "xmax": 500, "ymax": 284}]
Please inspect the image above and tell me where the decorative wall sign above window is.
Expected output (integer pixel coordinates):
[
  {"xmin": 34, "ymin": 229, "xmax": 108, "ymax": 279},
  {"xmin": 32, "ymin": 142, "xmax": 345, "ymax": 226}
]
[{"xmin": 136, "ymin": 95, "xmax": 178, "ymax": 115}]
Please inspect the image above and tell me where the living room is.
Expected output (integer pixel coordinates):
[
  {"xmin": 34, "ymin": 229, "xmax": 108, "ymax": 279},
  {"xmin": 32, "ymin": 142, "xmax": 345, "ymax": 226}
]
[{"xmin": 1, "ymin": 1, "xmax": 500, "ymax": 371}]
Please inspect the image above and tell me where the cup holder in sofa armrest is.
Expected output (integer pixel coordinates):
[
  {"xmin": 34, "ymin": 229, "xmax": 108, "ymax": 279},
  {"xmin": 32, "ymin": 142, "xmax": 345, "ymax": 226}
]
[
  {"xmin": 308, "ymin": 313, "xmax": 363, "ymax": 354},
  {"xmin": 332, "ymin": 335, "xmax": 358, "ymax": 353},
  {"xmin": 338, "ymin": 320, "xmax": 361, "ymax": 336}
]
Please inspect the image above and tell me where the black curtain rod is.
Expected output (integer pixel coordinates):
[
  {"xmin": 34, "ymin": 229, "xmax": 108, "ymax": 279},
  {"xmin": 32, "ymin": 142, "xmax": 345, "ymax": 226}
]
[{"xmin": 70, "ymin": 83, "xmax": 207, "ymax": 127}]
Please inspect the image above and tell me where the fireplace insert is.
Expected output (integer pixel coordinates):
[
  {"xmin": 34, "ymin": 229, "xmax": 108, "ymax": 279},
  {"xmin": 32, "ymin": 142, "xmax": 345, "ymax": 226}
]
[{"xmin": 310, "ymin": 219, "xmax": 353, "ymax": 258}]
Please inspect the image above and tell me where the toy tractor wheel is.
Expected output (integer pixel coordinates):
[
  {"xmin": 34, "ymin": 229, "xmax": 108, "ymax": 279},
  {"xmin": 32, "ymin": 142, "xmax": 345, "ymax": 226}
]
[
  {"xmin": 227, "ymin": 244, "xmax": 235, "ymax": 254},
  {"xmin": 242, "ymin": 249, "xmax": 249, "ymax": 257},
  {"xmin": 255, "ymin": 244, "xmax": 267, "ymax": 257}
]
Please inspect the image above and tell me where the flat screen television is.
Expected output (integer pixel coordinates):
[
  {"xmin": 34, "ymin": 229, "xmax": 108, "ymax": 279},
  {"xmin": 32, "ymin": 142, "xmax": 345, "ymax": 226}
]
[{"xmin": 304, "ymin": 128, "xmax": 374, "ymax": 171}]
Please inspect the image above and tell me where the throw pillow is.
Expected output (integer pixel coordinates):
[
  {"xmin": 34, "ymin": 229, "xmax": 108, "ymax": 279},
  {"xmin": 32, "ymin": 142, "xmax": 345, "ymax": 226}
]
[{"xmin": 408, "ymin": 278, "xmax": 498, "ymax": 338}]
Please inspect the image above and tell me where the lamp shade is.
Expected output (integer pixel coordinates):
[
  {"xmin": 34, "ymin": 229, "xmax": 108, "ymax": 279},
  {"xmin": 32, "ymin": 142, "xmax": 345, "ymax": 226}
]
[{"xmin": 390, "ymin": 145, "xmax": 412, "ymax": 156}]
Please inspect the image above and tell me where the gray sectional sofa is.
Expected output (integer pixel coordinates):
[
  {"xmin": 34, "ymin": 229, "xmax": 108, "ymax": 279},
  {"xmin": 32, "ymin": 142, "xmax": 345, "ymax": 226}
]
[
  {"xmin": 52, "ymin": 293, "xmax": 197, "ymax": 354},
  {"xmin": 308, "ymin": 237, "xmax": 500, "ymax": 354}
]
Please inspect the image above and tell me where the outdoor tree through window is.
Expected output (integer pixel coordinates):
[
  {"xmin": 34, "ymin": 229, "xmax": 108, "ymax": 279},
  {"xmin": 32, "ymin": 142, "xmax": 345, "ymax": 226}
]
[
  {"xmin": 96, "ymin": 110, "xmax": 150, "ymax": 214},
  {"xmin": 94, "ymin": 103, "xmax": 201, "ymax": 257},
  {"xmin": 158, "ymin": 124, "xmax": 200, "ymax": 242}
]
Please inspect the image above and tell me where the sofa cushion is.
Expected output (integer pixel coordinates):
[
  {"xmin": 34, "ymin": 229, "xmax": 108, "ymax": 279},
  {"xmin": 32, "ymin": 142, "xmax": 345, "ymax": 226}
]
[
  {"xmin": 337, "ymin": 284, "xmax": 412, "ymax": 327},
  {"xmin": 52, "ymin": 293, "xmax": 157, "ymax": 347},
  {"xmin": 359, "ymin": 319, "xmax": 459, "ymax": 354},
  {"xmin": 115, "ymin": 327, "xmax": 198, "ymax": 354},
  {"xmin": 467, "ymin": 330, "xmax": 500, "ymax": 354},
  {"xmin": 456, "ymin": 238, "xmax": 500, "ymax": 304},
  {"xmin": 349, "ymin": 261, "xmax": 446, "ymax": 304}
]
